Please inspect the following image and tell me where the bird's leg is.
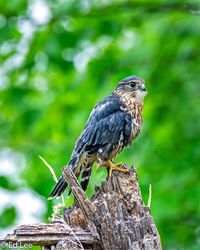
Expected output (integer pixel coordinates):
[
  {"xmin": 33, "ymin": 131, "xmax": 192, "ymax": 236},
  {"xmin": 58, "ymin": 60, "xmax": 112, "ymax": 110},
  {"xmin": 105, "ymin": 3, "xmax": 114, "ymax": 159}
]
[{"xmin": 104, "ymin": 160, "xmax": 129, "ymax": 177}]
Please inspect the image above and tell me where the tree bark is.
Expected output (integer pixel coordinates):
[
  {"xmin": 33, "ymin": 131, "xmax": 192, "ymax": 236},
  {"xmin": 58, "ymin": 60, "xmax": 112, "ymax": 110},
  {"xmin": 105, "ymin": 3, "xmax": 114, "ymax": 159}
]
[{"xmin": 1, "ymin": 165, "xmax": 162, "ymax": 250}]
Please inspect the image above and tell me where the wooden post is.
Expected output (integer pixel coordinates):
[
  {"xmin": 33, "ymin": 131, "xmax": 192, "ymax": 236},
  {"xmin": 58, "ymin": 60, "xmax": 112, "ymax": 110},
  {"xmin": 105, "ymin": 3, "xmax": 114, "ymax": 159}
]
[{"xmin": 1, "ymin": 165, "xmax": 162, "ymax": 250}]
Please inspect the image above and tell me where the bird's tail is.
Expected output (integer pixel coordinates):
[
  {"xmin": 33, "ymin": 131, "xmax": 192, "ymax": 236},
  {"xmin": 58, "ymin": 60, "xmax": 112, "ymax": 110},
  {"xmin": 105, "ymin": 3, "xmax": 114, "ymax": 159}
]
[
  {"xmin": 48, "ymin": 175, "xmax": 67, "ymax": 199},
  {"xmin": 48, "ymin": 154, "xmax": 81, "ymax": 199}
]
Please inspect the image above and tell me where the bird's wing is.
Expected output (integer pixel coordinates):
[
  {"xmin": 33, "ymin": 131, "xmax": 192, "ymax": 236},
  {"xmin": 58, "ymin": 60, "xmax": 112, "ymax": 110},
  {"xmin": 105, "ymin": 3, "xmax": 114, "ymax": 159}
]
[{"xmin": 77, "ymin": 93, "xmax": 132, "ymax": 148}]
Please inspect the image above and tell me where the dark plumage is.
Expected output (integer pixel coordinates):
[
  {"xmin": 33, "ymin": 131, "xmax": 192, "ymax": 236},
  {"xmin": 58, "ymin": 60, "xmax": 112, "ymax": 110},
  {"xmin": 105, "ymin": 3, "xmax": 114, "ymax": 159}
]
[{"xmin": 49, "ymin": 75, "xmax": 147, "ymax": 199}]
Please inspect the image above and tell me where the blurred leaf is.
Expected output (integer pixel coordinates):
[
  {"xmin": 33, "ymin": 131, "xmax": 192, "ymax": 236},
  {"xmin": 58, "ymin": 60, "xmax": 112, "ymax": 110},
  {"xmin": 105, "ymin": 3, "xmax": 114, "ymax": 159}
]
[
  {"xmin": 0, "ymin": 206, "xmax": 17, "ymax": 228},
  {"xmin": 0, "ymin": 176, "xmax": 18, "ymax": 190}
]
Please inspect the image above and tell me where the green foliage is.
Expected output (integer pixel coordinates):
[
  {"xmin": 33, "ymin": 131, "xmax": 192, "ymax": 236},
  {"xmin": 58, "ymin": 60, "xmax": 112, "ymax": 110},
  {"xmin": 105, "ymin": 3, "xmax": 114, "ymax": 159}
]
[
  {"xmin": 0, "ymin": 176, "xmax": 18, "ymax": 190},
  {"xmin": 0, "ymin": 1, "xmax": 200, "ymax": 249},
  {"xmin": 0, "ymin": 206, "xmax": 16, "ymax": 228}
]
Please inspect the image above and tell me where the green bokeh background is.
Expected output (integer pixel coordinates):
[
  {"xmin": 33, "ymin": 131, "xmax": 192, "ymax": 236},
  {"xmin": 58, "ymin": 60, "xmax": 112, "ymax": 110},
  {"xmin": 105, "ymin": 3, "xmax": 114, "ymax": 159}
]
[{"xmin": 0, "ymin": 1, "xmax": 200, "ymax": 249}]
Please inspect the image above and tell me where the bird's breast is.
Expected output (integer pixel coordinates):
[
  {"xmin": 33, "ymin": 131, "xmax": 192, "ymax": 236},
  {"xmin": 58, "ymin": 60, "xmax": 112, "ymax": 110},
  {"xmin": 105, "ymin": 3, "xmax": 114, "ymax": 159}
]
[
  {"xmin": 130, "ymin": 103, "xmax": 143, "ymax": 141},
  {"xmin": 115, "ymin": 90, "xmax": 143, "ymax": 144}
]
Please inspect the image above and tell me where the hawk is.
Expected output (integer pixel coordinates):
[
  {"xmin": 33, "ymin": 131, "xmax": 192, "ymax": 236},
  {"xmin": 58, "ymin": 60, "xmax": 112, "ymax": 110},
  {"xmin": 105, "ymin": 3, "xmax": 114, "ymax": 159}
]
[{"xmin": 49, "ymin": 76, "xmax": 147, "ymax": 199}]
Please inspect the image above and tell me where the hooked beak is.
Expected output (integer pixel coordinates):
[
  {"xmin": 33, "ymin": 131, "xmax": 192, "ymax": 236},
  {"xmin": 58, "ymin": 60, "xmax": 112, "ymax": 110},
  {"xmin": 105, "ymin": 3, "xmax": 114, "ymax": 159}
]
[{"xmin": 140, "ymin": 83, "xmax": 147, "ymax": 92}]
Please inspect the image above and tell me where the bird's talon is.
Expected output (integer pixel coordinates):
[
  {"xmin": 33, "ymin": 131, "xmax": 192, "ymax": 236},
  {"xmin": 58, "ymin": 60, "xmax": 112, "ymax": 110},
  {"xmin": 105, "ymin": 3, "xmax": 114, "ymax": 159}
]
[{"xmin": 105, "ymin": 160, "xmax": 129, "ymax": 177}]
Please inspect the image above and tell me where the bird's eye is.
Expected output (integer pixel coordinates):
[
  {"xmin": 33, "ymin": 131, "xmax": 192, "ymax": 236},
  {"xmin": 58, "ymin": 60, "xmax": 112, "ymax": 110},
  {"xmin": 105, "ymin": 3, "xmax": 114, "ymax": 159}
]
[{"xmin": 130, "ymin": 82, "xmax": 136, "ymax": 88}]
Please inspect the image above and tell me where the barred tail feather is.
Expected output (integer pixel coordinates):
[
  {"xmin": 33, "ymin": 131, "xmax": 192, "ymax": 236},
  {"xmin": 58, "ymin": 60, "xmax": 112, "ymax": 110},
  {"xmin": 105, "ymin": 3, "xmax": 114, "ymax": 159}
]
[{"xmin": 80, "ymin": 163, "xmax": 93, "ymax": 191}]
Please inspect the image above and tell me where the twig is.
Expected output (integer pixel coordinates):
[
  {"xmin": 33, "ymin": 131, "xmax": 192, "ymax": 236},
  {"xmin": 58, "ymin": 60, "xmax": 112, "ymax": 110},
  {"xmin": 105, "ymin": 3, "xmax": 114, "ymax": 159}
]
[
  {"xmin": 148, "ymin": 184, "xmax": 152, "ymax": 208},
  {"xmin": 39, "ymin": 155, "xmax": 65, "ymax": 206},
  {"xmin": 55, "ymin": 217, "xmax": 84, "ymax": 250}
]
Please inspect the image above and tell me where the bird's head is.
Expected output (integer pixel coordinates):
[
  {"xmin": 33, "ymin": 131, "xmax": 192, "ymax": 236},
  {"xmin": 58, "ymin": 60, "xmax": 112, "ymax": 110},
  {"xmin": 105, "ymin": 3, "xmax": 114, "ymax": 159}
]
[{"xmin": 115, "ymin": 76, "xmax": 147, "ymax": 101}]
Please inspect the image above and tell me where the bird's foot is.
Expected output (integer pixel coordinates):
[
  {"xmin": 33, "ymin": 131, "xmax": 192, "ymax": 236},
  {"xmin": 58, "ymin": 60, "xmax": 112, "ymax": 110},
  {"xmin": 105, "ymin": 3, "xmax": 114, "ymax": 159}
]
[{"xmin": 105, "ymin": 160, "xmax": 129, "ymax": 177}]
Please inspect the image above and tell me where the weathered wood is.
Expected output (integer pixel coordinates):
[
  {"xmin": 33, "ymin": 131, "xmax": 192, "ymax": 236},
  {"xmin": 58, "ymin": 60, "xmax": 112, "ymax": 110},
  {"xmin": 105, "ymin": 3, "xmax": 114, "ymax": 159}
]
[
  {"xmin": 2, "ymin": 165, "xmax": 162, "ymax": 250},
  {"xmin": 2, "ymin": 223, "xmax": 98, "ymax": 249},
  {"xmin": 63, "ymin": 165, "xmax": 162, "ymax": 250}
]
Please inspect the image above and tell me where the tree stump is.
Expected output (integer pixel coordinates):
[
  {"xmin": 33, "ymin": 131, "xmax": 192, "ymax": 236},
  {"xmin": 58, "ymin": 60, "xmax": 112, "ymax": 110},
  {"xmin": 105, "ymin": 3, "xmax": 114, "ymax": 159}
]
[{"xmin": 1, "ymin": 165, "xmax": 162, "ymax": 250}]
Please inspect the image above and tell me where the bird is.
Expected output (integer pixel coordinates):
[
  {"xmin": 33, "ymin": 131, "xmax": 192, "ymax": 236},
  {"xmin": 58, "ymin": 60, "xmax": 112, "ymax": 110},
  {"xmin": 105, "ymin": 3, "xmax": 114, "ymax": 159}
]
[{"xmin": 49, "ymin": 75, "xmax": 147, "ymax": 199}]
